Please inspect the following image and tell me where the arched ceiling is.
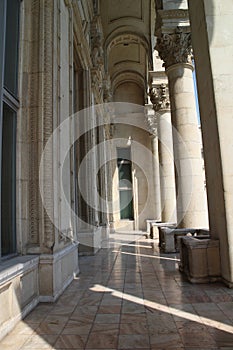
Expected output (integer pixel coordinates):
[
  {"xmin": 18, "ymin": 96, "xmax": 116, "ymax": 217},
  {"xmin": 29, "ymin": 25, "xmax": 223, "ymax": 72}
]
[{"xmin": 100, "ymin": 0, "xmax": 155, "ymax": 96}]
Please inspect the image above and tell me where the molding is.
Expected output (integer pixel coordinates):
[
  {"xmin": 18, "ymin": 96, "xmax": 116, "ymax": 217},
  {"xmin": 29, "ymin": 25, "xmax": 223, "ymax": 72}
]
[
  {"xmin": 106, "ymin": 32, "xmax": 149, "ymax": 56},
  {"xmin": 0, "ymin": 256, "xmax": 39, "ymax": 287},
  {"xmin": 112, "ymin": 70, "xmax": 146, "ymax": 92},
  {"xmin": 39, "ymin": 242, "xmax": 79, "ymax": 265},
  {"xmin": 158, "ymin": 9, "xmax": 189, "ymax": 19}
]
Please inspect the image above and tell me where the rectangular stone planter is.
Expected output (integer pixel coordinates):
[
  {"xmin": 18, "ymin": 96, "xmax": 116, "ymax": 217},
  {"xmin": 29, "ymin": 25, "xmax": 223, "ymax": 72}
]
[
  {"xmin": 179, "ymin": 236, "xmax": 221, "ymax": 283},
  {"xmin": 159, "ymin": 227, "xmax": 209, "ymax": 253}
]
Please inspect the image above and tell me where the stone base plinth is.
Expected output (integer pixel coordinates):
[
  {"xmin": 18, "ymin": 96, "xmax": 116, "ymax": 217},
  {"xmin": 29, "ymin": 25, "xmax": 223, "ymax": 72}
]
[
  {"xmin": 0, "ymin": 256, "xmax": 39, "ymax": 341},
  {"xmin": 78, "ymin": 228, "xmax": 102, "ymax": 256},
  {"xmin": 39, "ymin": 243, "xmax": 79, "ymax": 302},
  {"xmin": 179, "ymin": 236, "xmax": 221, "ymax": 283},
  {"xmin": 114, "ymin": 220, "xmax": 135, "ymax": 231}
]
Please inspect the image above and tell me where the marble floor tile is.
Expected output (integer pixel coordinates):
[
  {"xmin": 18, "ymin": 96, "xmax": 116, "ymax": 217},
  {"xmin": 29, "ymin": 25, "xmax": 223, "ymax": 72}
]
[
  {"xmin": 98, "ymin": 305, "xmax": 121, "ymax": 314},
  {"xmin": 118, "ymin": 334, "xmax": 150, "ymax": 349},
  {"xmin": 120, "ymin": 313, "xmax": 147, "ymax": 324},
  {"xmin": 11, "ymin": 321, "xmax": 38, "ymax": 335},
  {"xmin": 61, "ymin": 320, "xmax": 92, "ymax": 335},
  {"xmin": 150, "ymin": 333, "xmax": 183, "ymax": 348},
  {"xmin": 54, "ymin": 334, "xmax": 88, "ymax": 349},
  {"xmin": 178, "ymin": 330, "xmax": 217, "ymax": 347},
  {"xmin": 36, "ymin": 321, "xmax": 66, "ymax": 335},
  {"xmin": 0, "ymin": 237, "xmax": 233, "ymax": 350},
  {"xmin": 0, "ymin": 334, "xmax": 29, "ymax": 350},
  {"xmin": 119, "ymin": 322, "xmax": 148, "ymax": 335},
  {"xmin": 94, "ymin": 313, "xmax": 120, "ymax": 324},
  {"xmin": 21, "ymin": 334, "xmax": 58, "ymax": 349},
  {"xmin": 85, "ymin": 329, "xmax": 118, "ymax": 349}
]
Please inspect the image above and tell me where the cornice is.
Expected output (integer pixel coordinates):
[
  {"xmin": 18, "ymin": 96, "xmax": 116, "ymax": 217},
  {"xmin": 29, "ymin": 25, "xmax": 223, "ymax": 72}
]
[{"xmin": 158, "ymin": 9, "xmax": 189, "ymax": 20}]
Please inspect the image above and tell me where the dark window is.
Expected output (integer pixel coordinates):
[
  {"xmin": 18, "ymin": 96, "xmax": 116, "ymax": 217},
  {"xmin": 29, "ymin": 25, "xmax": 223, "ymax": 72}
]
[
  {"xmin": 0, "ymin": 0, "xmax": 20, "ymax": 258},
  {"xmin": 1, "ymin": 103, "xmax": 16, "ymax": 256},
  {"xmin": 117, "ymin": 148, "xmax": 134, "ymax": 220},
  {"xmin": 4, "ymin": 0, "xmax": 20, "ymax": 96}
]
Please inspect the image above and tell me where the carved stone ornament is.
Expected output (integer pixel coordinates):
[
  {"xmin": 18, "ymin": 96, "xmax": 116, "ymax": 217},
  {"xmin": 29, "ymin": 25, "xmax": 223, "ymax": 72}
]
[
  {"xmin": 102, "ymin": 76, "xmax": 113, "ymax": 102},
  {"xmin": 149, "ymin": 83, "xmax": 170, "ymax": 112},
  {"xmin": 145, "ymin": 114, "xmax": 158, "ymax": 136},
  {"xmin": 90, "ymin": 17, "xmax": 104, "ymax": 68},
  {"xmin": 155, "ymin": 27, "xmax": 192, "ymax": 69}
]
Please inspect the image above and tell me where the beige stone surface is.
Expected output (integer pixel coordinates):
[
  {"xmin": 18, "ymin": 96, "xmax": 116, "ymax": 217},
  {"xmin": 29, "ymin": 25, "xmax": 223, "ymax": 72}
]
[{"xmin": 188, "ymin": 0, "xmax": 233, "ymax": 284}]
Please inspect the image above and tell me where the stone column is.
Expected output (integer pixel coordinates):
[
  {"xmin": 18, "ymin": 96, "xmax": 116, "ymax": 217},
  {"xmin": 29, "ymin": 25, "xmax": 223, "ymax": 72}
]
[
  {"xmin": 145, "ymin": 105, "xmax": 161, "ymax": 221},
  {"xmin": 188, "ymin": 0, "xmax": 233, "ymax": 285},
  {"xmin": 149, "ymin": 83, "xmax": 177, "ymax": 223},
  {"xmin": 156, "ymin": 27, "xmax": 208, "ymax": 228}
]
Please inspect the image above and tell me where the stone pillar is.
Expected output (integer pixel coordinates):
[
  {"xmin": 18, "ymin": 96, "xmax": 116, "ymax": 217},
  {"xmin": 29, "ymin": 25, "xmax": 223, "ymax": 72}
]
[
  {"xmin": 149, "ymin": 83, "xmax": 177, "ymax": 223},
  {"xmin": 145, "ymin": 105, "xmax": 161, "ymax": 221},
  {"xmin": 156, "ymin": 27, "xmax": 208, "ymax": 228},
  {"xmin": 188, "ymin": 0, "xmax": 233, "ymax": 286}
]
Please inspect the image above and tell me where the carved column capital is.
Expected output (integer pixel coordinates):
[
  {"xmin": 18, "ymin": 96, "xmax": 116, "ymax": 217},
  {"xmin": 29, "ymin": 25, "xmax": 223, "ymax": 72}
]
[
  {"xmin": 155, "ymin": 27, "xmax": 192, "ymax": 69},
  {"xmin": 149, "ymin": 83, "xmax": 170, "ymax": 112}
]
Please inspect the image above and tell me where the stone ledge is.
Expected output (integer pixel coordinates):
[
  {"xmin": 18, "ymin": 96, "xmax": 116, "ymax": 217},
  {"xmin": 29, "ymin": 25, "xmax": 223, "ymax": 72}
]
[
  {"xmin": 0, "ymin": 256, "xmax": 39, "ymax": 341},
  {"xmin": 0, "ymin": 255, "xmax": 39, "ymax": 287},
  {"xmin": 39, "ymin": 243, "xmax": 79, "ymax": 301}
]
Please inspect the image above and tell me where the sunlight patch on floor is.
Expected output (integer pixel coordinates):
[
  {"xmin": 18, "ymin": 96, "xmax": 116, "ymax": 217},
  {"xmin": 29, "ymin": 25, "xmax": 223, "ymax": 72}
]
[{"xmin": 90, "ymin": 284, "xmax": 233, "ymax": 334}]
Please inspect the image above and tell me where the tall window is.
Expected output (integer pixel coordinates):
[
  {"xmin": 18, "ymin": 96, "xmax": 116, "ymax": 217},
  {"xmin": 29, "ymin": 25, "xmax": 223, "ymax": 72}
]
[
  {"xmin": 117, "ymin": 148, "xmax": 134, "ymax": 220},
  {"xmin": 0, "ymin": 0, "xmax": 20, "ymax": 258}
]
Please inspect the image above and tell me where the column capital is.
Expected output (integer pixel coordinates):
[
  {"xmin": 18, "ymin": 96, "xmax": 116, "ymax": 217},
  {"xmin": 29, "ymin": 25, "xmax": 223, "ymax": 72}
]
[
  {"xmin": 149, "ymin": 83, "xmax": 170, "ymax": 112},
  {"xmin": 156, "ymin": 27, "xmax": 192, "ymax": 69}
]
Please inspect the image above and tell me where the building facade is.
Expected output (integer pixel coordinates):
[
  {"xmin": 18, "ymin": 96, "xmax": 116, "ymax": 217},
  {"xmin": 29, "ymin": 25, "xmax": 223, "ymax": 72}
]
[{"xmin": 0, "ymin": 0, "xmax": 232, "ymax": 339}]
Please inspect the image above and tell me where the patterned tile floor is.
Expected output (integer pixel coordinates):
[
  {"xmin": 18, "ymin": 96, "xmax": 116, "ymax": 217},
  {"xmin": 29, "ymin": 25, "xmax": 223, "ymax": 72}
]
[{"xmin": 1, "ymin": 234, "xmax": 233, "ymax": 349}]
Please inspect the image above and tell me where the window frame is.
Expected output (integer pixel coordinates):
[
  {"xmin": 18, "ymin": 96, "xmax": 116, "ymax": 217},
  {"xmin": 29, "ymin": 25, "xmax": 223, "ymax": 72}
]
[
  {"xmin": 0, "ymin": 0, "xmax": 20, "ymax": 259},
  {"xmin": 117, "ymin": 147, "xmax": 134, "ymax": 220}
]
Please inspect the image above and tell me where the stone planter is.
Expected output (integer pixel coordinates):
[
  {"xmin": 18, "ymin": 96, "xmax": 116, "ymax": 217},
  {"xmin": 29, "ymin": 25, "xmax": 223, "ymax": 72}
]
[{"xmin": 179, "ymin": 236, "xmax": 221, "ymax": 283}]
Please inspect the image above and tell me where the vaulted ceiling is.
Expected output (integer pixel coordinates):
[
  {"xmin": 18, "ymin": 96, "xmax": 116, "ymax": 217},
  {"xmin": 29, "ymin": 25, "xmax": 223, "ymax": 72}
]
[{"xmin": 100, "ymin": 0, "xmax": 156, "ymax": 101}]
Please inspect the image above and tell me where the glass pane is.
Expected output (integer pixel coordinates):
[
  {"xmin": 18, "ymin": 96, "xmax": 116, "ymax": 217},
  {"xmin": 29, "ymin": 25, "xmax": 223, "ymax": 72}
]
[
  {"xmin": 4, "ymin": 0, "xmax": 20, "ymax": 96},
  {"xmin": 117, "ymin": 147, "xmax": 131, "ymax": 161},
  {"xmin": 118, "ymin": 163, "xmax": 132, "ymax": 188},
  {"xmin": 1, "ymin": 103, "xmax": 16, "ymax": 256},
  {"xmin": 120, "ymin": 190, "xmax": 134, "ymax": 220}
]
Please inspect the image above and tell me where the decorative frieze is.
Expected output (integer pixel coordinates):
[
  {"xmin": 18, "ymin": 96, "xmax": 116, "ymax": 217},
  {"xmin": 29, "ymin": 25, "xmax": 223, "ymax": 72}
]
[
  {"xmin": 158, "ymin": 9, "xmax": 189, "ymax": 19},
  {"xmin": 155, "ymin": 27, "xmax": 192, "ymax": 69},
  {"xmin": 90, "ymin": 15, "xmax": 104, "ymax": 102},
  {"xmin": 149, "ymin": 83, "xmax": 170, "ymax": 112}
]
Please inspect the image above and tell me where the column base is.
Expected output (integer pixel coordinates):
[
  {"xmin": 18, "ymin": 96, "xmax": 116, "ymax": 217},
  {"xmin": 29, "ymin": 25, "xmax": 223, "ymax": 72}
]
[
  {"xmin": 39, "ymin": 243, "xmax": 79, "ymax": 302},
  {"xmin": 222, "ymin": 277, "xmax": 233, "ymax": 289},
  {"xmin": 78, "ymin": 228, "xmax": 102, "ymax": 256}
]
